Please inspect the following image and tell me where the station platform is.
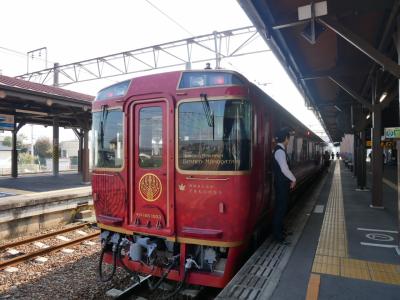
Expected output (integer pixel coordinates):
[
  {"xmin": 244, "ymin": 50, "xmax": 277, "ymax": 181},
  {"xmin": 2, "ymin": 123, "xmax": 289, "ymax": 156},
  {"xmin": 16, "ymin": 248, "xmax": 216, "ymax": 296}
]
[
  {"xmin": 0, "ymin": 172, "xmax": 92, "ymax": 240},
  {"xmin": 0, "ymin": 172, "xmax": 87, "ymax": 196},
  {"xmin": 218, "ymin": 160, "xmax": 400, "ymax": 300}
]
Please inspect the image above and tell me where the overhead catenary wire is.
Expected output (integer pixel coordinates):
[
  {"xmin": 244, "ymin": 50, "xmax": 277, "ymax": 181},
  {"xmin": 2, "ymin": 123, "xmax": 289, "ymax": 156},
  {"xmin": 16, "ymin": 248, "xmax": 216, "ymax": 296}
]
[
  {"xmin": 0, "ymin": 45, "xmax": 54, "ymax": 65},
  {"xmin": 144, "ymin": 0, "xmax": 194, "ymax": 36}
]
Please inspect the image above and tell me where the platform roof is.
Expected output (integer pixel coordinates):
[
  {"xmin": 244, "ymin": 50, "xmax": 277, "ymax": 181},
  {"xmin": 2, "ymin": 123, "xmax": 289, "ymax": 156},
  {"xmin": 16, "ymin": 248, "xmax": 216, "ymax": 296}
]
[
  {"xmin": 0, "ymin": 75, "xmax": 93, "ymax": 129},
  {"xmin": 239, "ymin": 0, "xmax": 400, "ymax": 142}
]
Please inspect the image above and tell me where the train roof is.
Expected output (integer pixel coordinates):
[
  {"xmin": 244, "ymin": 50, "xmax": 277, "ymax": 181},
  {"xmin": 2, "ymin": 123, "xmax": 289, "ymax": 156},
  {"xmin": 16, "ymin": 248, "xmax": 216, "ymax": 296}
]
[{"xmin": 94, "ymin": 69, "xmax": 325, "ymax": 144}]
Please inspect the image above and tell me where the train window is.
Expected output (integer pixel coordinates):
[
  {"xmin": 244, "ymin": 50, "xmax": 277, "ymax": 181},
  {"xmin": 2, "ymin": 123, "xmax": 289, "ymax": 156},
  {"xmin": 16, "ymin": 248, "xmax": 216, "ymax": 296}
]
[
  {"xmin": 296, "ymin": 138, "xmax": 303, "ymax": 161},
  {"xmin": 309, "ymin": 142, "xmax": 314, "ymax": 159},
  {"xmin": 287, "ymin": 136, "xmax": 295, "ymax": 162},
  {"xmin": 96, "ymin": 80, "xmax": 131, "ymax": 101},
  {"xmin": 92, "ymin": 109, "xmax": 124, "ymax": 169},
  {"xmin": 178, "ymin": 72, "xmax": 245, "ymax": 89},
  {"xmin": 178, "ymin": 99, "xmax": 251, "ymax": 171},
  {"xmin": 302, "ymin": 139, "xmax": 308, "ymax": 161},
  {"xmin": 139, "ymin": 107, "xmax": 163, "ymax": 168}
]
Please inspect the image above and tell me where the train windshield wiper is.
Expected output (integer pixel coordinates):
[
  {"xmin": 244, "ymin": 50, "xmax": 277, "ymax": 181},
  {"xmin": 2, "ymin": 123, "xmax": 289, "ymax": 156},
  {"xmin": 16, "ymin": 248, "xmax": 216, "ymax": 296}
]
[
  {"xmin": 100, "ymin": 104, "xmax": 109, "ymax": 149},
  {"xmin": 200, "ymin": 93, "xmax": 215, "ymax": 139}
]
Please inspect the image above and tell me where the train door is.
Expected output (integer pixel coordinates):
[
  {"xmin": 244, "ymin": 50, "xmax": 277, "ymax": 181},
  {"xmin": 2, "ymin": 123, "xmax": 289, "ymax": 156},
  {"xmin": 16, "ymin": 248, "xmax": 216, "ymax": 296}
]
[{"xmin": 128, "ymin": 99, "xmax": 175, "ymax": 236}]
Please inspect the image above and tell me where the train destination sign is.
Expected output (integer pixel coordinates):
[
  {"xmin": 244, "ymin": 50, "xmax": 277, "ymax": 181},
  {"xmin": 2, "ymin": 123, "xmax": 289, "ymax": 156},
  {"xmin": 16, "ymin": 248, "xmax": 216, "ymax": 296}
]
[
  {"xmin": 0, "ymin": 114, "xmax": 14, "ymax": 131},
  {"xmin": 384, "ymin": 127, "xmax": 400, "ymax": 139}
]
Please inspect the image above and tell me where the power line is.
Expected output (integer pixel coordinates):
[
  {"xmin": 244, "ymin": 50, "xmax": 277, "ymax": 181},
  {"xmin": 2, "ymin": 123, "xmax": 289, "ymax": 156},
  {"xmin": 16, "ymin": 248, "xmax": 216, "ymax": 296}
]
[
  {"xmin": 144, "ymin": 0, "xmax": 194, "ymax": 36},
  {"xmin": 0, "ymin": 46, "xmax": 26, "ymax": 57},
  {"xmin": 0, "ymin": 45, "xmax": 54, "ymax": 65}
]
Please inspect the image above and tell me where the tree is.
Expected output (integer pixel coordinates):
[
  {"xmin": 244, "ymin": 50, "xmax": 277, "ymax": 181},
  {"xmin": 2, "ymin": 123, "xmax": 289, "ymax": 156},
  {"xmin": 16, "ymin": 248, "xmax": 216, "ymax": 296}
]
[
  {"xmin": 19, "ymin": 152, "xmax": 34, "ymax": 164},
  {"xmin": 2, "ymin": 136, "xmax": 11, "ymax": 147},
  {"xmin": 2, "ymin": 134, "xmax": 29, "ymax": 152},
  {"xmin": 34, "ymin": 137, "xmax": 52, "ymax": 161}
]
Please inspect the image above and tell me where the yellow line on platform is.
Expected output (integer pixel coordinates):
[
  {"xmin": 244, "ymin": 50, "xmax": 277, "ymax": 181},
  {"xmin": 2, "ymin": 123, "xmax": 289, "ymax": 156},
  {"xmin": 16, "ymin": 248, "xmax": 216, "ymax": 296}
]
[
  {"xmin": 305, "ymin": 273, "xmax": 320, "ymax": 300},
  {"xmin": 311, "ymin": 162, "xmax": 400, "ymax": 286}
]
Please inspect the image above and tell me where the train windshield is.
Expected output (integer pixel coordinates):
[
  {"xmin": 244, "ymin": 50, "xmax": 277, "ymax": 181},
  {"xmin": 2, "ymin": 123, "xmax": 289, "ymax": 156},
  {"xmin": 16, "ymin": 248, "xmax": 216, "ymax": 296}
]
[
  {"xmin": 92, "ymin": 109, "xmax": 124, "ymax": 169},
  {"xmin": 178, "ymin": 99, "xmax": 251, "ymax": 171}
]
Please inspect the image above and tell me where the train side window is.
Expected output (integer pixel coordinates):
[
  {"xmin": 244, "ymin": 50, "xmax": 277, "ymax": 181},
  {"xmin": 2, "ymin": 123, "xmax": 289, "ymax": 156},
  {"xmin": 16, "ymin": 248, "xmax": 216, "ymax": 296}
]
[
  {"xmin": 139, "ymin": 107, "xmax": 163, "ymax": 168},
  {"xmin": 287, "ymin": 135, "xmax": 295, "ymax": 164},
  {"xmin": 296, "ymin": 137, "xmax": 303, "ymax": 162},
  {"xmin": 302, "ymin": 139, "xmax": 308, "ymax": 161}
]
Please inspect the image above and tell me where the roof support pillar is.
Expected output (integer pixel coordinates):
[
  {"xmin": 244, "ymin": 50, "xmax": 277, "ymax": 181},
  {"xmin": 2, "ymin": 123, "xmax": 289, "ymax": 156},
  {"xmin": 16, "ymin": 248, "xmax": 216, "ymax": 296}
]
[
  {"xmin": 353, "ymin": 132, "xmax": 358, "ymax": 176},
  {"xmin": 11, "ymin": 122, "xmax": 26, "ymax": 178},
  {"xmin": 356, "ymin": 130, "xmax": 367, "ymax": 190},
  {"xmin": 73, "ymin": 128, "xmax": 84, "ymax": 174},
  {"xmin": 53, "ymin": 119, "xmax": 59, "ymax": 177},
  {"xmin": 11, "ymin": 124, "xmax": 18, "ymax": 178},
  {"xmin": 78, "ymin": 133, "xmax": 83, "ymax": 174},
  {"xmin": 82, "ymin": 122, "xmax": 90, "ymax": 184},
  {"xmin": 396, "ymin": 17, "xmax": 400, "ymax": 247},
  {"xmin": 370, "ymin": 77, "xmax": 384, "ymax": 208}
]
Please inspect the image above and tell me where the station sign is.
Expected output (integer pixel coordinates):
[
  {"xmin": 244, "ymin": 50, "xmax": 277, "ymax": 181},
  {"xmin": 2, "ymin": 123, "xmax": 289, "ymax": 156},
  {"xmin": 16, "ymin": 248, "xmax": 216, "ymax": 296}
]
[
  {"xmin": 0, "ymin": 114, "xmax": 14, "ymax": 131},
  {"xmin": 384, "ymin": 127, "xmax": 400, "ymax": 139}
]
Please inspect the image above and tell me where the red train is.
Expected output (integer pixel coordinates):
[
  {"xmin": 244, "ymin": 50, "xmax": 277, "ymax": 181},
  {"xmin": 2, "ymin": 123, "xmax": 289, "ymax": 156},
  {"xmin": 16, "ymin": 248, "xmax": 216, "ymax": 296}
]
[{"xmin": 92, "ymin": 70, "xmax": 325, "ymax": 290}]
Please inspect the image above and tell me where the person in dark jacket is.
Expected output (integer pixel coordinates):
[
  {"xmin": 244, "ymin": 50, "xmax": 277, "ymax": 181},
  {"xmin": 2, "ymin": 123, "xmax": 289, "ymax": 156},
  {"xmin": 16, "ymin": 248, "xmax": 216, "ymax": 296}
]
[{"xmin": 272, "ymin": 128, "xmax": 296, "ymax": 245}]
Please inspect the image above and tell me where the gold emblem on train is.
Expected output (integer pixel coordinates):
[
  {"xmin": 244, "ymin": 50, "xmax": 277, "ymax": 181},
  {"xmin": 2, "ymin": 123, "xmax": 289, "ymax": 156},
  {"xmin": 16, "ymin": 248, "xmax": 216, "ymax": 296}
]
[{"xmin": 139, "ymin": 173, "xmax": 162, "ymax": 202}]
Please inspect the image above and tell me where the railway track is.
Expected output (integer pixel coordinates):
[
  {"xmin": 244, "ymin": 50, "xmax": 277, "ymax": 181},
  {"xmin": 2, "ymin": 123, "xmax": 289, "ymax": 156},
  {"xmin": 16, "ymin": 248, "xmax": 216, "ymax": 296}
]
[{"xmin": 0, "ymin": 222, "xmax": 99, "ymax": 270}]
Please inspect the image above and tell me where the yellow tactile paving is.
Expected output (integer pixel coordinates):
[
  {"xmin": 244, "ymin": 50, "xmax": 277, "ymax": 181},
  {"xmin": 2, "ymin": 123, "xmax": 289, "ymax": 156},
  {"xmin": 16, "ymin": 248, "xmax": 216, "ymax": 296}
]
[
  {"xmin": 305, "ymin": 273, "xmax": 321, "ymax": 300},
  {"xmin": 367, "ymin": 262, "xmax": 400, "ymax": 273},
  {"xmin": 312, "ymin": 262, "xmax": 340, "ymax": 276},
  {"xmin": 311, "ymin": 162, "xmax": 400, "ymax": 286},
  {"xmin": 341, "ymin": 266, "xmax": 371, "ymax": 280},
  {"xmin": 314, "ymin": 163, "xmax": 348, "ymax": 260},
  {"xmin": 341, "ymin": 258, "xmax": 369, "ymax": 269},
  {"xmin": 369, "ymin": 270, "xmax": 400, "ymax": 285}
]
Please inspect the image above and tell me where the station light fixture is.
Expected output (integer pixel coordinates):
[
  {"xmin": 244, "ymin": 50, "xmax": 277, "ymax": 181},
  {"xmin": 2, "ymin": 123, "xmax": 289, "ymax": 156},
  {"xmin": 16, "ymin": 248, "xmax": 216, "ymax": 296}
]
[
  {"xmin": 366, "ymin": 114, "xmax": 371, "ymax": 119},
  {"xmin": 379, "ymin": 92, "xmax": 387, "ymax": 102},
  {"xmin": 0, "ymin": 90, "xmax": 6, "ymax": 99}
]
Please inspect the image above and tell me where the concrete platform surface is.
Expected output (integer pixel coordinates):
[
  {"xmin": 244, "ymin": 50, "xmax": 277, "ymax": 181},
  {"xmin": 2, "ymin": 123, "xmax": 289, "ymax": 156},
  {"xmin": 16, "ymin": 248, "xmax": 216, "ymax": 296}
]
[
  {"xmin": 270, "ymin": 161, "xmax": 400, "ymax": 300},
  {"xmin": 0, "ymin": 172, "xmax": 88, "ymax": 195}
]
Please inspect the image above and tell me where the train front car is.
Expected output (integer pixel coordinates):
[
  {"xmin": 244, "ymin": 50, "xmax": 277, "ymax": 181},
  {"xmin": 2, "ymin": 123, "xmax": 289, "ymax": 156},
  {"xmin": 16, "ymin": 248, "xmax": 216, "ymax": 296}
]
[{"xmin": 92, "ymin": 70, "xmax": 258, "ymax": 289}]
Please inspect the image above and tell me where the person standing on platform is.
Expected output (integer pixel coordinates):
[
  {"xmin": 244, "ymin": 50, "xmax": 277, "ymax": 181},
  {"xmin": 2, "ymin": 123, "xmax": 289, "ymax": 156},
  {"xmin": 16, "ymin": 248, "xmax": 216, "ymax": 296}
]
[{"xmin": 272, "ymin": 128, "xmax": 296, "ymax": 245}]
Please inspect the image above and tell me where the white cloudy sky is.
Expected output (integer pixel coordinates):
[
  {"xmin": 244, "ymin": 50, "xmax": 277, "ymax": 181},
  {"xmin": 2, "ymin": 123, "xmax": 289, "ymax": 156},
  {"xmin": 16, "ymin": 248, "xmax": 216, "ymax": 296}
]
[{"xmin": 0, "ymin": 0, "xmax": 327, "ymax": 143}]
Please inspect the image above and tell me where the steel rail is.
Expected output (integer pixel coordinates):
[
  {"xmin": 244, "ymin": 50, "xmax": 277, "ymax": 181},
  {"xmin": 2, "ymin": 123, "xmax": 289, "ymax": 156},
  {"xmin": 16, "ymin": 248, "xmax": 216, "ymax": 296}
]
[
  {"xmin": 0, "ymin": 223, "xmax": 90, "ymax": 251},
  {"xmin": 0, "ymin": 232, "xmax": 99, "ymax": 270}
]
